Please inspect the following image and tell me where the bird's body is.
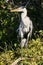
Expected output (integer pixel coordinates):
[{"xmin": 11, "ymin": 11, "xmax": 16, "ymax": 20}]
[
  {"xmin": 16, "ymin": 7, "xmax": 33, "ymax": 48},
  {"xmin": 10, "ymin": 6, "xmax": 33, "ymax": 48}
]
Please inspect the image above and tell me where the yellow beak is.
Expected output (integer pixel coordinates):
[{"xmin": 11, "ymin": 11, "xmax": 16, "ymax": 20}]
[
  {"xmin": 10, "ymin": 7, "xmax": 22, "ymax": 12},
  {"xmin": 10, "ymin": 8, "xmax": 19, "ymax": 12}
]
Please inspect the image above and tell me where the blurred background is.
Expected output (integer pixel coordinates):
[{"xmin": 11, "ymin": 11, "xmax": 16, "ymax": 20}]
[{"xmin": 0, "ymin": 0, "xmax": 43, "ymax": 65}]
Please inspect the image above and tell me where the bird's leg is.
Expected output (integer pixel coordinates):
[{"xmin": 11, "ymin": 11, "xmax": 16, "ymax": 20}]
[
  {"xmin": 20, "ymin": 47, "xmax": 23, "ymax": 65},
  {"xmin": 25, "ymin": 39, "xmax": 28, "ymax": 49},
  {"xmin": 20, "ymin": 38, "xmax": 26, "ymax": 56},
  {"xmin": 25, "ymin": 33, "xmax": 30, "ymax": 49},
  {"xmin": 20, "ymin": 47, "xmax": 23, "ymax": 57},
  {"xmin": 20, "ymin": 40, "xmax": 23, "ymax": 57},
  {"xmin": 29, "ymin": 32, "xmax": 32, "ymax": 41},
  {"xmin": 25, "ymin": 38, "xmax": 28, "ymax": 49}
]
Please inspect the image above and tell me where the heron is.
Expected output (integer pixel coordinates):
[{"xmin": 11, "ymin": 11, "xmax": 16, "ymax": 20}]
[{"xmin": 10, "ymin": 6, "xmax": 33, "ymax": 49}]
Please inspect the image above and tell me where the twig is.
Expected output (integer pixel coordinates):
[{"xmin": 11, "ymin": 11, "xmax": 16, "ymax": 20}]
[
  {"xmin": 40, "ymin": 42, "xmax": 43, "ymax": 44},
  {"xmin": 11, "ymin": 57, "xmax": 31, "ymax": 65}
]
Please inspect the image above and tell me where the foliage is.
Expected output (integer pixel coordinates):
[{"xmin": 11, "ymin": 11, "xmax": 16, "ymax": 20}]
[
  {"xmin": 19, "ymin": 38, "xmax": 43, "ymax": 65},
  {"xmin": 0, "ymin": 38, "xmax": 43, "ymax": 65},
  {"xmin": 0, "ymin": 50, "xmax": 14, "ymax": 65},
  {"xmin": 0, "ymin": 0, "xmax": 43, "ymax": 65},
  {"xmin": 34, "ymin": 30, "xmax": 43, "ymax": 39}
]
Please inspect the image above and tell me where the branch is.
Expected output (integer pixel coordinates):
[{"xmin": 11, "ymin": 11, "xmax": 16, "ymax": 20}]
[
  {"xmin": 40, "ymin": 42, "xmax": 43, "ymax": 44},
  {"xmin": 11, "ymin": 57, "xmax": 31, "ymax": 65}
]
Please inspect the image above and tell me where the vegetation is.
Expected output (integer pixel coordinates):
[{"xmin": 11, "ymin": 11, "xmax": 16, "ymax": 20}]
[{"xmin": 0, "ymin": 0, "xmax": 43, "ymax": 65}]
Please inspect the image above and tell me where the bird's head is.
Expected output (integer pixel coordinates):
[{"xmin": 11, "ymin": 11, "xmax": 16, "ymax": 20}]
[{"xmin": 10, "ymin": 6, "xmax": 27, "ymax": 13}]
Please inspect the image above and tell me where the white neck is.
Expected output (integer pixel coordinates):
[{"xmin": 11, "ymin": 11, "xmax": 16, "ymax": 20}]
[{"xmin": 21, "ymin": 8, "xmax": 27, "ymax": 19}]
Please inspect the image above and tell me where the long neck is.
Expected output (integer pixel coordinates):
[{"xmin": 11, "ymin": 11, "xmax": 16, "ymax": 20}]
[{"xmin": 21, "ymin": 10, "xmax": 27, "ymax": 19}]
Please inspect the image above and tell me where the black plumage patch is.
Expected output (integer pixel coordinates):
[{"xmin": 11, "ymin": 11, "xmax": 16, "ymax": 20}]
[
  {"xmin": 23, "ymin": 32, "xmax": 29, "ymax": 39},
  {"xmin": 23, "ymin": 27, "xmax": 31, "ymax": 39}
]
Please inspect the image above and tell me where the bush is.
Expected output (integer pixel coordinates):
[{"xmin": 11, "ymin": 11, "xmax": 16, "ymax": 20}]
[{"xmin": 0, "ymin": 38, "xmax": 43, "ymax": 65}]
